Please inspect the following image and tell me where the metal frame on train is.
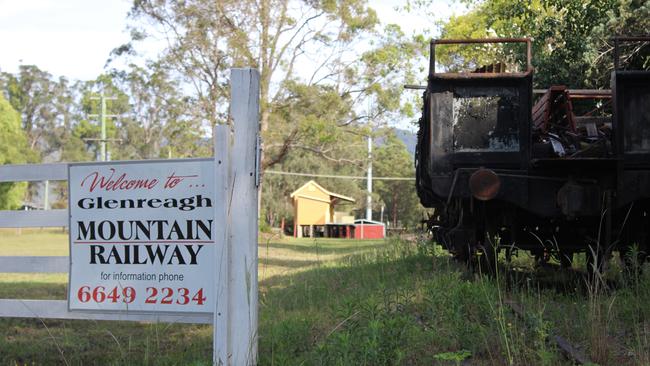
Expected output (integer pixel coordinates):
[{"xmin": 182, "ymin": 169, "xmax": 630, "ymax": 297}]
[{"xmin": 416, "ymin": 37, "xmax": 650, "ymax": 270}]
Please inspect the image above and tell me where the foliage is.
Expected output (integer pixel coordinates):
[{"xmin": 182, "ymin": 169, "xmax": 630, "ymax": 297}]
[
  {"xmin": 0, "ymin": 65, "xmax": 75, "ymax": 156},
  {"xmin": 433, "ymin": 350, "xmax": 472, "ymax": 365},
  {"xmin": 125, "ymin": 0, "xmax": 379, "ymax": 167},
  {"xmin": 585, "ymin": 0, "xmax": 650, "ymax": 87},
  {"xmin": 111, "ymin": 64, "xmax": 211, "ymax": 159},
  {"xmin": 373, "ymin": 129, "xmax": 425, "ymax": 228},
  {"xmin": 0, "ymin": 94, "xmax": 32, "ymax": 209},
  {"xmin": 430, "ymin": 0, "xmax": 649, "ymax": 89}
]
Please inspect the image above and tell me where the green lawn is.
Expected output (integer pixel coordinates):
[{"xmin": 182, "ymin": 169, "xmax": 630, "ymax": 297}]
[{"xmin": 1, "ymin": 229, "xmax": 649, "ymax": 365}]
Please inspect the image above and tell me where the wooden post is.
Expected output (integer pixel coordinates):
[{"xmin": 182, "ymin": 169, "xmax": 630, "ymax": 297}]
[
  {"xmin": 214, "ymin": 124, "xmax": 231, "ymax": 366},
  {"xmin": 214, "ymin": 68, "xmax": 260, "ymax": 366}
]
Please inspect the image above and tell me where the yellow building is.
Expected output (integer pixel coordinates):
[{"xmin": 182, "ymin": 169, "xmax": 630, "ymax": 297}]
[{"xmin": 290, "ymin": 180, "xmax": 355, "ymax": 237}]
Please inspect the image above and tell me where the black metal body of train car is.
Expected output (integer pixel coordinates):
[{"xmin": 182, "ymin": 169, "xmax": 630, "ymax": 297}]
[{"xmin": 416, "ymin": 37, "xmax": 650, "ymax": 270}]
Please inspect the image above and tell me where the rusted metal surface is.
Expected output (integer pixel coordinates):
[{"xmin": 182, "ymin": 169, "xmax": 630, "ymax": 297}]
[
  {"xmin": 432, "ymin": 72, "xmax": 532, "ymax": 79},
  {"xmin": 532, "ymin": 87, "xmax": 613, "ymax": 158},
  {"xmin": 534, "ymin": 89, "xmax": 612, "ymax": 95},
  {"xmin": 532, "ymin": 86, "xmax": 576, "ymax": 133},
  {"xmin": 468, "ymin": 168, "xmax": 501, "ymax": 201}
]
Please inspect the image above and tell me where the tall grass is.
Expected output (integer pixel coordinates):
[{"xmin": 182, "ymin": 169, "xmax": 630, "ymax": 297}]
[{"xmin": 2, "ymin": 231, "xmax": 649, "ymax": 365}]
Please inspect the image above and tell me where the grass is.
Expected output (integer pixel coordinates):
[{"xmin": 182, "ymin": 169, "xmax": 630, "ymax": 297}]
[{"xmin": 0, "ymin": 229, "xmax": 649, "ymax": 365}]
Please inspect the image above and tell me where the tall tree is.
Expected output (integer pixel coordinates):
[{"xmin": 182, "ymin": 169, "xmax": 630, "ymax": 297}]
[
  {"xmin": 0, "ymin": 94, "xmax": 34, "ymax": 209},
  {"xmin": 112, "ymin": 64, "xmax": 211, "ymax": 159},
  {"xmin": 0, "ymin": 65, "xmax": 74, "ymax": 157},
  {"xmin": 373, "ymin": 129, "xmax": 423, "ymax": 228},
  {"xmin": 125, "ymin": 0, "xmax": 379, "ymax": 168}
]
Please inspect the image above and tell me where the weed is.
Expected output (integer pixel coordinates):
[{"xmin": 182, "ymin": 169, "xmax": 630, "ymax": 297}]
[{"xmin": 433, "ymin": 350, "xmax": 471, "ymax": 365}]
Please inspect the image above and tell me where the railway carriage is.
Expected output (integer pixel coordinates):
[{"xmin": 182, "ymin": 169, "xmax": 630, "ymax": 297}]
[{"xmin": 416, "ymin": 37, "xmax": 650, "ymax": 271}]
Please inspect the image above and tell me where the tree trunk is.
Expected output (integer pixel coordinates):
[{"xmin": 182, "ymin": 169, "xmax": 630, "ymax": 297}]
[{"xmin": 392, "ymin": 190, "xmax": 398, "ymax": 228}]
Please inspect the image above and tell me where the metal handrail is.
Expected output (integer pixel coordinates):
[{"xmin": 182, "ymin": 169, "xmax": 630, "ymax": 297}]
[
  {"xmin": 612, "ymin": 36, "xmax": 650, "ymax": 70},
  {"xmin": 429, "ymin": 38, "xmax": 533, "ymax": 77}
]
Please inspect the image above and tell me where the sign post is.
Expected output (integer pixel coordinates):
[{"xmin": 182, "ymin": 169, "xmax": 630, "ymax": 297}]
[
  {"xmin": 214, "ymin": 68, "xmax": 260, "ymax": 365},
  {"xmin": 65, "ymin": 68, "xmax": 260, "ymax": 365}
]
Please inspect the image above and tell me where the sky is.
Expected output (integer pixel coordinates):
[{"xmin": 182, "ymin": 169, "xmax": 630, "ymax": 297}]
[{"xmin": 0, "ymin": 0, "xmax": 464, "ymax": 82}]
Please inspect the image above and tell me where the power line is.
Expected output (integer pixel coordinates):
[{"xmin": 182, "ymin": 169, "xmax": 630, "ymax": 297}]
[{"xmin": 264, "ymin": 170, "xmax": 414, "ymax": 181}]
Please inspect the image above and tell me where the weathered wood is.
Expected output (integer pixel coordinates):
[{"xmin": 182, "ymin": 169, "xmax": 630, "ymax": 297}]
[
  {"xmin": 0, "ymin": 299, "xmax": 212, "ymax": 324},
  {"xmin": 0, "ymin": 256, "xmax": 68, "ymax": 273},
  {"xmin": 0, "ymin": 209, "xmax": 68, "ymax": 228},
  {"xmin": 504, "ymin": 300, "xmax": 525, "ymax": 317},
  {"xmin": 0, "ymin": 163, "xmax": 68, "ymax": 182},
  {"xmin": 214, "ymin": 124, "xmax": 232, "ymax": 365},
  {"xmin": 227, "ymin": 68, "xmax": 260, "ymax": 366},
  {"xmin": 552, "ymin": 335, "xmax": 590, "ymax": 365}
]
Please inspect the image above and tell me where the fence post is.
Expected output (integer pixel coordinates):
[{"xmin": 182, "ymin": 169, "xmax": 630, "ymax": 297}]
[
  {"xmin": 214, "ymin": 68, "xmax": 260, "ymax": 366},
  {"xmin": 214, "ymin": 123, "xmax": 231, "ymax": 365}
]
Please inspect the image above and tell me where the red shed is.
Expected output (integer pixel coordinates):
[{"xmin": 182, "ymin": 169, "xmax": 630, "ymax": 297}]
[{"xmin": 353, "ymin": 219, "xmax": 385, "ymax": 239}]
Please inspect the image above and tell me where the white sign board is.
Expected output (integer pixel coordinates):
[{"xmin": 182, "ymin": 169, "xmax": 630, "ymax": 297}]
[{"xmin": 68, "ymin": 159, "xmax": 215, "ymax": 313}]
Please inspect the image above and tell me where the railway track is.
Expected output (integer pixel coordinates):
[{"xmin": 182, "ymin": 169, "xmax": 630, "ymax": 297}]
[{"xmin": 504, "ymin": 300, "xmax": 592, "ymax": 365}]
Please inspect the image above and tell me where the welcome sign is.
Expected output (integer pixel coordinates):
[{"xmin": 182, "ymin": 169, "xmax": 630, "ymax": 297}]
[{"xmin": 68, "ymin": 159, "xmax": 215, "ymax": 313}]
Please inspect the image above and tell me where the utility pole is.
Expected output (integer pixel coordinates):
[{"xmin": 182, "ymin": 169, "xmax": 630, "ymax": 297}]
[
  {"xmin": 87, "ymin": 92, "xmax": 120, "ymax": 161},
  {"xmin": 366, "ymin": 134, "xmax": 372, "ymax": 221}
]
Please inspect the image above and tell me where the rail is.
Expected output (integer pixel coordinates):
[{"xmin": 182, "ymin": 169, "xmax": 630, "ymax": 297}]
[
  {"xmin": 429, "ymin": 38, "xmax": 533, "ymax": 78},
  {"xmin": 612, "ymin": 36, "xmax": 650, "ymax": 70}
]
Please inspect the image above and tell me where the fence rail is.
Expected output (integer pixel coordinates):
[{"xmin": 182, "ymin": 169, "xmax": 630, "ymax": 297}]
[
  {"xmin": 0, "ymin": 299, "xmax": 212, "ymax": 323},
  {"xmin": 0, "ymin": 209, "xmax": 68, "ymax": 228},
  {"xmin": 0, "ymin": 256, "xmax": 68, "ymax": 273},
  {"xmin": 0, "ymin": 162, "xmax": 68, "ymax": 182}
]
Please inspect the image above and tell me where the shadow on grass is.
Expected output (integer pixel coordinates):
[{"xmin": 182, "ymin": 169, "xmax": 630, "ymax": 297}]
[
  {"xmin": 5, "ymin": 243, "xmax": 611, "ymax": 366},
  {"xmin": 0, "ymin": 246, "xmax": 433, "ymax": 366},
  {"xmin": 260, "ymin": 241, "xmax": 389, "ymax": 255},
  {"xmin": 0, "ymin": 282, "xmax": 66, "ymax": 300},
  {"xmin": 259, "ymin": 257, "xmax": 321, "ymax": 269}
]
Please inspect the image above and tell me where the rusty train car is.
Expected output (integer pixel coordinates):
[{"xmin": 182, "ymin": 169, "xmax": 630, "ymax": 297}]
[{"xmin": 415, "ymin": 37, "xmax": 650, "ymax": 270}]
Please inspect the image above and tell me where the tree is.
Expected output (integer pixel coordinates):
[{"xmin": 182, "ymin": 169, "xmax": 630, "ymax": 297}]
[
  {"xmin": 125, "ymin": 0, "xmax": 380, "ymax": 167},
  {"xmin": 373, "ymin": 129, "xmax": 424, "ymax": 228},
  {"xmin": 261, "ymin": 80, "xmax": 368, "ymax": 226},
  {"xmin": 0, "ymin": 65, "xmax": 74, "ymax": 156},
  {"xmin": 111, "ymin": 64, "xmax": 211, "ymax": 159},
  {"xmin": 585, "ymin": 0, "xmax": 650, "ymax": 87},
  {"xmin": 426, "ymin": 0, "xmax": 618, "ymax": 88},
  {"xmin": 0, "ymin": 94, "xmax": 33, "ymax": 209}
]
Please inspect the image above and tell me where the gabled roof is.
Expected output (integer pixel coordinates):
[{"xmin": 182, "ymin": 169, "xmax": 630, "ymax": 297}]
[{"xmin": 290, "ymin": 180, "xmax": 355, "ymax": 203}]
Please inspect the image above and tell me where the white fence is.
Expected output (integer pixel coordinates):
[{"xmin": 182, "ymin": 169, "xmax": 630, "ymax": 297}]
[{"xmin": 0, "ymin": 68, "xmax": 260, "ymax": 365}]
